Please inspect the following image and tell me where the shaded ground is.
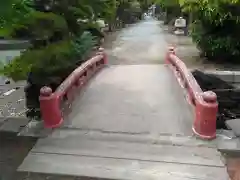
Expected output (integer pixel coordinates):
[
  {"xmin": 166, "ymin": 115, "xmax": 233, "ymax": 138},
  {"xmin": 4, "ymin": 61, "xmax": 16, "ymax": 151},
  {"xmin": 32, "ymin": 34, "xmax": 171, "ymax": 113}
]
[{"xmin": 0, "ymin": 133, "xmax": 37, "ymax": 180}]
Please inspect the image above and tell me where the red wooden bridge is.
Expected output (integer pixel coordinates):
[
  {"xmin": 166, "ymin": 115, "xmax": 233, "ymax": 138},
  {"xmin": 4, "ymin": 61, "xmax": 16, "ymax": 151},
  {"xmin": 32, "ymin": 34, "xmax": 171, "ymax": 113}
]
[
  {"xmin": 16, "ymin": 46, "xmax": 230, "ymax": 180},
  {"xmin": 39, "ymin": 47, "xmax": 218, "ymax": 139},
  {"xmin": 11, "ymin": 17, "xmax": 235, "ymax": 180}
]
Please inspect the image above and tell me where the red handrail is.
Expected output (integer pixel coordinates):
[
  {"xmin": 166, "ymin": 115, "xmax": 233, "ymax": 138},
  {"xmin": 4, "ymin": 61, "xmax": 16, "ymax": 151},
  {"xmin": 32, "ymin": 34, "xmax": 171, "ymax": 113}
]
[
  {"xmin": 166, "ymin": 47, "xmax": 218, "ymax": 140},
  {"xmin": 39, "ymin": 48, "xmax": 107, "ymax": 128}
]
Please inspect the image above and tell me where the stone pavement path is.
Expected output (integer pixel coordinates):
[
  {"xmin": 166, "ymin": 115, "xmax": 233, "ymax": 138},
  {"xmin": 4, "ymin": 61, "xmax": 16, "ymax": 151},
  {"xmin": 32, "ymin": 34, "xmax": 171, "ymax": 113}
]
[
  {"xmin": 104, "ymin": 19, "xmax": 168, "ymax": 65},
  {"xmin": 226, "ymin": 156, "xmax": 240, "ymax": 180}
]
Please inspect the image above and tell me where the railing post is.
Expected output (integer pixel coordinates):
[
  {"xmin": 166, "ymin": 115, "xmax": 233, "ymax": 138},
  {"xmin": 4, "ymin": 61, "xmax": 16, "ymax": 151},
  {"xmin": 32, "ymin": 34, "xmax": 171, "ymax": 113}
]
[
  {"xmin": 193, "ymin": 91, "xmax": 218, "ymax": 139},
  {"xmin": 39, "ymin": 86, "xmax": 63, "ymax": 128},
  {"xmin": 165, "ymin": 46, "xmax": 175, "ymax": 64},
  {"xmin": 99, "ymin": 47, "xmax": 108, "ymax": 64}
]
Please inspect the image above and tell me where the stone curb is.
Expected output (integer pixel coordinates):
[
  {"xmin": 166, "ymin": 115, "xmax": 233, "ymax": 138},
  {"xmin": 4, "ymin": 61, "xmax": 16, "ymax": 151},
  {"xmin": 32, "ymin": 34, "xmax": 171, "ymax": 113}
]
[
  {"xmin": 0, "ymin": 116, "xmax": 30, "ymax": 134},
  {"xmin": 0, "ymin": 40, "xmax": 30, "ymax": 50},
  {"xmin": 204, "ymin": 70, "xmax": 240, "ymax": 84}
]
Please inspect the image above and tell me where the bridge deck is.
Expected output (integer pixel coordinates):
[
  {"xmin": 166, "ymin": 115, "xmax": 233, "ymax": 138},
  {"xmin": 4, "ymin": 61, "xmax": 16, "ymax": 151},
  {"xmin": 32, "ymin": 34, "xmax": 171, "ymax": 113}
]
[
  {"xmin": 65, "ymin": 64, "xmax": 193, "ymax": 135},
  {"xmin": 18, "ymin": 65, "xmax": 229, "ymax": 180}
]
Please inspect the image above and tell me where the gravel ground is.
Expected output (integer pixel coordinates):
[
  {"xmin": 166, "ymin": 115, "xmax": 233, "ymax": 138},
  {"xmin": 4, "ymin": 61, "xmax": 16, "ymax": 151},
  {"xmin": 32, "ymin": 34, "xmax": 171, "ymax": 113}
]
[{"xmin": 0, "ymin": 81, "xmax": 27, "ymax": 118}]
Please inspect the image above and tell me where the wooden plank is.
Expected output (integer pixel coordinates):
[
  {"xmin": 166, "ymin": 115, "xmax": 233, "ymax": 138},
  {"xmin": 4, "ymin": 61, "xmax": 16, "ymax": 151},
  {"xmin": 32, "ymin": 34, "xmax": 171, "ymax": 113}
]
[{"xmin": 18, "ymin": 152, "xmax": 228, "ymax": 180}]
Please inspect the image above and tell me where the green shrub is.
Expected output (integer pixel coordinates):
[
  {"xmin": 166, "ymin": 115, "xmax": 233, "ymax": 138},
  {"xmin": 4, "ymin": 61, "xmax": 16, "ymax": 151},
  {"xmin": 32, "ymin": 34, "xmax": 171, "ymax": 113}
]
[
  {"xmin": 1, "ymin": 0, "xmax": 34, "ymax": 38},
  {"xmin": 2, "ymin": 32, "xmax": 96, "ymax": 84},
  {"xmin": 191, "ymin": 19, "xmax": 240, "ymax": 61},
  {"xmin": 72, "ymin": 31, "xmax": 97, "ymax": 61},
  {"xmin": 186, "ymin": 1, "xmax": 240, "ymax": 62},
  {"xmin": 85, "ymin": 22, "xmax": 104, "ymax": 39},
  {"xmin": 0, "ymin": 27, "xmax": 12, "ymax": 38},
  {"xmin": 10, "ymin": 11, "xmax": 68, "ymax": 41}
]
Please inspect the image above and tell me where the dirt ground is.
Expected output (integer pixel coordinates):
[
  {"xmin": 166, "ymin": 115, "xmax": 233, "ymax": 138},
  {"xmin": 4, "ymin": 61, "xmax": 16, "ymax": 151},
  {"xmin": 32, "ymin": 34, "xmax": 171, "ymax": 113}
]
[
  {"xmin": 226, "ymin": 156, "xmax": 240, "ymax": 180},
  {"xmin": 0, "ymin": 133, "xmax": 37, "ymax": 180}
]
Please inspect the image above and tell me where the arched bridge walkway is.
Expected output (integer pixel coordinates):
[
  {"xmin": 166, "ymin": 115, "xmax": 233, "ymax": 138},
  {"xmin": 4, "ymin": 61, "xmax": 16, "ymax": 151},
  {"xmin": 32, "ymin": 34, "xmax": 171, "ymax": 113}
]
[
  {"xmin": 17, "ymin": 18, "xmax": 227, "ymax": 180},
  {"xmin": 65, "ymin": 64, "xmax": 193, "ymax": 135}
]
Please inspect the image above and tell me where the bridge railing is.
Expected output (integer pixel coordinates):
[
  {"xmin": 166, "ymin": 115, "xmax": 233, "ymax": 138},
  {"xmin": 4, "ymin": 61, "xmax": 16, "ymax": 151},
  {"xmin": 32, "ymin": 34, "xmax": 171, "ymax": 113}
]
[
  {"xmin": 166, "ymin": 47, "xmax": 218, "ymax": 140},
  {"xmin": 39, "ymin": 48, "xmax": 107, "ymax": 128}
]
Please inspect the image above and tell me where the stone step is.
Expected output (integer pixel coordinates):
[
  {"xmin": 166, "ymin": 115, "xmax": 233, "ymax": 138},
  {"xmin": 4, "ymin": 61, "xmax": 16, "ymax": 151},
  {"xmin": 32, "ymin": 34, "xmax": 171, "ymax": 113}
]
[
  {"xmin": 40, "ymin": 128, "xmax": 220, "ymax": 148},
  {"xmin": 18, "ymin": 129, "xmax": 228, "ymax": 180},
  {"xmin": 18, "ymin": 152, "xmax": 227, "ymax": 180}
]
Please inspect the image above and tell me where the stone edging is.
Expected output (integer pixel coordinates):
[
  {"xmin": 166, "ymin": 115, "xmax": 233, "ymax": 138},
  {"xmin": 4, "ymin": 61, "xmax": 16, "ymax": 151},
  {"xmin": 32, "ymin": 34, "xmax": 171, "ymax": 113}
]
[
  {"xmin": 0, "ymin": 40, "xmax": 30, "ymax": 50},
  {"xmin": 204, "ymin": 70, "xmax": 240, "ymax": 84}
]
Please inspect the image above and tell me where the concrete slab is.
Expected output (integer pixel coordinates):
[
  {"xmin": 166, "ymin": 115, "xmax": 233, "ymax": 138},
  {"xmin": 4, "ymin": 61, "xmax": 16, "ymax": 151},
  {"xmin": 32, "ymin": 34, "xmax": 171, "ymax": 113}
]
[
  {"xmin": 19, "ymin": 129, "xmax": 230, "ymax": 179},
  {"xmin": 217, "ymin": 138, "xmax": 240, "ymax": 154},
  {"xmin": 48, "ymin": 129, "xmax": 219, "ymax": 148},
  {"xmin": 18, "ymin": 120, "xmax": 53, "ymax": 137},
  {"xmin": 233, "ymin": 71, "xmax": 240, "ymax": 83},
  {"xmin": 226, "ymin": 119, "xmax": 240, "ymax": 137},
  {"xmin": 19, "ymin": 129, "xmax": 228, "ymax": 180},
  {"xmin": 204, "ymin": 70, "xmax": 240, "ymax": 88},
  {"xmin": 0, "ymin": 117, "xmax": 29, "ymax": 133},
  {"xmin": 31, "ymin": 133, "xmax": 224, "ymax": 167},
  {"xmin": 65, "ymin": 64, "xmax": 193, "ymax": 136},
  {"xmin": 204, "ymin": 71, "xmax": 235, "ymax": 83},
  {"xmin": 217, "ymin": 129, "xmax": 237, "ymax": 139},
  {"xmin": 0, "ymin": 40, "xmax": 29, "ymax": 50},
  {"xmin": 18, "ymin": 152, "xmax": 228, "ymax": 180}
]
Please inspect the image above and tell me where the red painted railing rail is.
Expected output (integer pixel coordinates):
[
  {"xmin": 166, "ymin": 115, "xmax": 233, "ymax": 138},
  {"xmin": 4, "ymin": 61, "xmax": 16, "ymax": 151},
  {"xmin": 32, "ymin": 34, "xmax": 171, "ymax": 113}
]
[
  {"xmin": 39, "ymin": 48, "xmax": 107, "ymax": 128},
  {"xmin": 166, "ymin": 47, "xmax": 218, "ymax": 139}
]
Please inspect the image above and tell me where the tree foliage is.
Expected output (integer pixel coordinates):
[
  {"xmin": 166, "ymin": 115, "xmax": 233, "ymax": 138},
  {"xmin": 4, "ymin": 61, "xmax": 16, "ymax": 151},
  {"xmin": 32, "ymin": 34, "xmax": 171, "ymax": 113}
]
[
  {"xmin": 0, "ymin": 0, "xmax": 151, "ymax": 82},
  {"xmin": 180, "ymin": 0, "xmax": 240, "ymax": 61},
  {"xmin": 154, "ymin": 0, "xmax": 181, "ymax": 23},
  {"xmin": 1, "ymin": 0, "xmax": 106, "ymax": 80},
  {"xmin": 138, "ymin": 0, "xmax": 154, "ymax": 11},
  {"xmin": 0, "ymin": 0, "xmax": 152, "ymax": 117},
  {"xmin": 155, "ymin": 0, "xmax": 240, "ymax": 62}
]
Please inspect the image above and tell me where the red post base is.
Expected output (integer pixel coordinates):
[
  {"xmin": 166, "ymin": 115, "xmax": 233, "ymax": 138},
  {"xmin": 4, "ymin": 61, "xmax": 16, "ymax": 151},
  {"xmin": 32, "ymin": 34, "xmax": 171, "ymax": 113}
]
[
  {"xmin": 39, "ymin": 87, "xmax": 63, "ymax": 128},
  {"xmin": 99, "ymin": 47, "xmax": 108, "ymax": 64},
  {"xmin": 193, "ymin": 91, "xmax": 218, "ymax": 140}
]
